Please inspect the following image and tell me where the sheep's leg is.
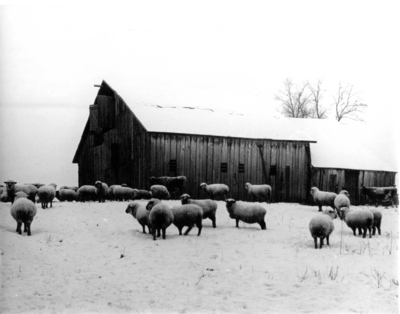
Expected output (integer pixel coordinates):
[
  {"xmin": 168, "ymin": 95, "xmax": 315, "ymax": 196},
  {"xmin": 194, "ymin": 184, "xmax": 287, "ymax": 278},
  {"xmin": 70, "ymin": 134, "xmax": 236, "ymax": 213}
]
[
  {"xmin": 372, "ymin": 226, "xmax": 376, "ymax": 236},
  {"xmin": 184, "ymin": 226, "xmax": 193, "ymax": 236},
  {"xmin": 352, "ymin": 228, "xmax": 356, "ymax": 236},
  {"xmin": 313, "ymin": 237, "xmax": 318, "ymax": 249},
  {"xmin": 147, "ymin": 226, "xmax": 152, "ymax": 234},
  {"xmin": 26, "ymin": 223, "xmax": 32, "ymax": 236},
  {"xmin": 318, "ymin": 205, "xmax": 322, "ymax": 212},
  {"xmin": 210, "ymin": 215, "xmax": 216, "ymax": 228},
  {"xmin": 162, "ymin": 228, "xmax": 166, "ymax": 239},
  {"xmin": 362, "ymin": 228, "xmax": 367, "ymax": 238},
  {"xmin": 157, "ymin": 229, "xmax": 161, "ymax": 237},
  {"xmin": 377, "ymin": 224, "xmax": 381, "ymax": 235},
  {"xmin": 259, "ymin": 221, "xmax": 266, "ymax": 230},
  {"xmin": 141, "ymin": 224, "xmax": 146, "ymax": 234},
  {"xmin": 178, "ymin": 227, "xmax": 183, "ymax": 235},
  {"xmin": 235, "ymin": 219, "xmax": 240, "ymax": 228},
  {"xmin": 16, "ymin": 222, "xmax": 22, "ymax": 235},
  {"xmin": 41, "ymin": 202, "xmax": 45, "ymax": 209},
  {"xmin": 23, "ymin": 223, "xmax": 28, "ymax": 233},
  {"xmin": 368, "ymin": 227, "xmax": 372, "ymax": 238},
  {"xmin": 326, "ymin": 235, "xmax": 330, "ymax": 246},
  {"xmin": 357, "ymin": 228, "xmax": 362, "ymax": 236},
  {"xmin": 152, "ymin": 229, "xmax": 157, "ymax": 241},
  {"xmin": 197, "ymin": 224, "xmax": 202, "ymax": 236},
  {"xmin": 319, "ymin": 237, "xmax": 323, "ymax": 249}
]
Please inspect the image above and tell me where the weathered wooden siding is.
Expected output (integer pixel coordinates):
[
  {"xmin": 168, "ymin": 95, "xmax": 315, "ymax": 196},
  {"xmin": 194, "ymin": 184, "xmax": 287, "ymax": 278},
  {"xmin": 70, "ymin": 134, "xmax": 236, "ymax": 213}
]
[
  {"xmin": 311, "ymin": 167, "xmax": 396, "ymax": 205},
  {"xmin": 77, "ymin": 96, "xmax": 150, "ymax": 189},
  {"xmin": 149, "ymin": 133, "xmax": 311, "ymax": 202}
]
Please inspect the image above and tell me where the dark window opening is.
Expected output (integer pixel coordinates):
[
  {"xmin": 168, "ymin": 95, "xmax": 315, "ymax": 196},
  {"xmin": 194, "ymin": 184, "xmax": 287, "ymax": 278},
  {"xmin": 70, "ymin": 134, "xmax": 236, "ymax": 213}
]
[
  {"xmin": 221, "ymin": 163, "xmax": 228, "ymax": 173},
  {"xmin": 169, "ymin": 160, "xmax": 177, "ymax": 172},
  {"xmin": 238, "ymin": 163, "xmax": 245, "ymax": 173},
  {"xmin": 270, "ymin": 165, "xmax": 277, "ymax": 176}
]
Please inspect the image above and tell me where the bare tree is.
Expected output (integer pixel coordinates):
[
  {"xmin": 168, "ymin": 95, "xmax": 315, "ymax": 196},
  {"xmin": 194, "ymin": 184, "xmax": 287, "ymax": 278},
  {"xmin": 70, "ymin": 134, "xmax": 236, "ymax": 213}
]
[
  {"xmin": 308, "ymin": 79, "xmax": 328, "ymax": 119},
  {"xmin": 333, "ymin": 83, "xmax": 368, "ymax": 121},
  {"xmin": 275, "ymin": 78, "xmax": 312, "ymax": 118}
]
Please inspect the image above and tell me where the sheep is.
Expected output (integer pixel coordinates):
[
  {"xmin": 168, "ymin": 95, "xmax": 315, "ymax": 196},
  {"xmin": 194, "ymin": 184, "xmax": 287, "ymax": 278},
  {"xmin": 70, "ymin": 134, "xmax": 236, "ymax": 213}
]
[
  {"xmin": 24, "ymin": 183, "xmax": 46, "ymax": 189},
  {"xmin": 125, "ymin": 201, "xmax": 151, "ymax": 234},
  {"xmin": 59, "ymin": 186, "xmax": 79, "ymax": 192},
  {"xmin": 149, "ymin": 176, "xmax": 187, "ymax": 199},
  {"xmin": 10, "ymin": 192, "xmax": 37, "ymax": 236},
  {"xmin": 150, "ymin": 185, "xmax": 171, "ymax": 200},
  {"xmin": 37, "ymin": 183, "xmax": 57, "ymax": 209},
  {"xmin": 108, "ymin": 185, "xmax": 120, "ymax": 201},
  {"xmin": 356, "ymin": 208, "xmax": 382, "ymax": 236},
  {"xmin": 334, "ymin": 190, "xmax": 351, "ymax": 218},
  {"xmin": 361, "ymin": 186, "xmax": 386, "ymax": 207},
  {"xmin": 113, "ymin": 186, "xmax": 135, "ymax": 201},
  {"xmin": 180, "ymin": 193, "xmax": 218, "ymax": 228},
  {"xmin": 310, "ymin": 187, "xmax": 337, "ymax": 212},
  {"xmin": 59, "ymin": 189, "xmax": 78, "ymax": 202},
  {"xmin": 94, "ymin": 180, "xmax": 109, "ymax": 203},
  {"xmin": 340, "ymin": 207, "xmax": 373, "ymax": 238},
  {"xmin": 309, "ymin": 208, "xmax": 337, "ymax": 249},
  {"xmin": 0, "ymin": 185, "xmax": 8, "ymax": 202},
  {"xmin": 146, "ymin": 198, "xmax": 174, "ymax": 240},
  {"xmin": 132, "ymin": 189, "xmax": 152, "ymax": 200},
  {"xmin": 200, "ymin": 183, "xmax": 229, "ymax": 200},
  {"xmin": 4, "ymin": 180, "xmax": 38, "ymax": 204},
  {"xmin": 77, "ymin": 185, "xmax": 97, "ymax": 202},
  {"xmin": 170, "ymin": 204, "xmax": 203, "ymax": 236},
  {"xmin": 245, "ymin": 183, "xmax": 271, "ymax": 203},
  {"xmin": 225, "ymin": 199, "xmax": 267, "ymax": 230}
]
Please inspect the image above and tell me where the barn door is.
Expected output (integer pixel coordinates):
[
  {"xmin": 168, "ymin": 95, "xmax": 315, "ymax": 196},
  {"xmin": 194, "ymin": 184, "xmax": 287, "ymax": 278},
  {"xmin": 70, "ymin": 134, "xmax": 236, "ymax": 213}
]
[{"xmin": 345, "ymin": 170, "xmax": 359, "ymax": 205}]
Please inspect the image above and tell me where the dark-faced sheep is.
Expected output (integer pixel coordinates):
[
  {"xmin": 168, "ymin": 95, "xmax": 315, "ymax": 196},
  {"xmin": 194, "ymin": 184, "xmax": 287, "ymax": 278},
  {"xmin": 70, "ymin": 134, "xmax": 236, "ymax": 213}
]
[
  {"xmin": 95, "ymin": 181, "xmax": 109, "ymax": 203},
  {"xmin": 4, "ymin": 180, "xmax": 38, "ymax": 204},
  {"xmin": 146, "ymin": 198, "xmax": 174, "ymax": 240},
  {"xmin": 180, "ymin": 193, "xmax": 218, "ymax": 228},
  {"xmin": 10, "ymin": 192, "xmax": 37, "ymax": 236}
]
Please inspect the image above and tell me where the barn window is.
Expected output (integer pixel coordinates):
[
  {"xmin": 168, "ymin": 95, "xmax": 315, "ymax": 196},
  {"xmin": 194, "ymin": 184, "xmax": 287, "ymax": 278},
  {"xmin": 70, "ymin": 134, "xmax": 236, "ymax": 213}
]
[
  {"xmin": 111, "ymin": 143, "xmax": 119, "ymax": 168},
  {"xmin": 169, "ymin": 159, "xmax": 177, "ymax": 172},
  {"xmin": 221, "ymin": 163, "xmax": 228, "ymax": 173},
  {"xmin": 238, "ymin": 163, "xmax": 245, "ymax": 173},
  {"xmin": 270, "ymin": 165, "xmax": 277, "ymax": 176}
]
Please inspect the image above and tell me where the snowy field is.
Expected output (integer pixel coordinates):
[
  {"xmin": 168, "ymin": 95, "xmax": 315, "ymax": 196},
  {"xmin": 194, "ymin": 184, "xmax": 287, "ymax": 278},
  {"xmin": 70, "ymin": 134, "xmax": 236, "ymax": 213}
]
[{"xmin": 0, "ymin": 199, "xmax": 398, "ymax": 314}]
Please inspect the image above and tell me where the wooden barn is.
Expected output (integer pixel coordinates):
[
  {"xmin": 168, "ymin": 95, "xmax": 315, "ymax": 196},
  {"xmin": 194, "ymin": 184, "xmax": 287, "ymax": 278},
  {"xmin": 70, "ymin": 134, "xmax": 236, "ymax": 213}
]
[
  {"xmin": 73, "ymin": 81, "xmax": 318, "ymax": 202},
  {"xmin": 292, "ymin": 118, "xmax": 398, "ymax": 205}
]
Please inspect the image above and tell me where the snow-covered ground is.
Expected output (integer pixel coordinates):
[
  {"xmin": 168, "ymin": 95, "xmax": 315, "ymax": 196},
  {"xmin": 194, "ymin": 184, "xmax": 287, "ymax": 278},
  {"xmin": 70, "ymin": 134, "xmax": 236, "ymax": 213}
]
[{"xmin": 0, "ymin": 200, "xmax": 398, "ymax": 314}]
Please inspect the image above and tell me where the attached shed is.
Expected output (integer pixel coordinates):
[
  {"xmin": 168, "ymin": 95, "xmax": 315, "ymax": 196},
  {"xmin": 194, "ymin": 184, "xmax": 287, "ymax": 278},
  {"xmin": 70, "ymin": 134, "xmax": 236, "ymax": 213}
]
[
  {"xmin": 290, "ymin": 118, "xmax": 397, "ymax": 205},
  {"xmin": 73, "ymin": 81, "xmax": 317, "ymax": 202}
]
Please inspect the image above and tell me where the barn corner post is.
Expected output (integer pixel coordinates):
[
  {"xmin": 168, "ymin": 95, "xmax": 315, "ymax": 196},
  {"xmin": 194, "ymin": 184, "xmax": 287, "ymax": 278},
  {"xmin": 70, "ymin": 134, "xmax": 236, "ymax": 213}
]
[{"xmin": 305, "ymin": 142, "xmax": 313, "ymax": 205}]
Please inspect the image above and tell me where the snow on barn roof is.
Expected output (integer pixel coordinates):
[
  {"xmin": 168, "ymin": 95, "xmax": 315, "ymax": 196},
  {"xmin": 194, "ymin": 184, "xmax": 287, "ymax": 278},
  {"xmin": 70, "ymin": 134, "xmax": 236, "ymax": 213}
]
[
  {"xmin": 289, "ymin": 118, "xmax": 397, "ymax": 172},
  {"xmin": 129, "ymin": 103, "xmax": 317, "ymax": 142}
]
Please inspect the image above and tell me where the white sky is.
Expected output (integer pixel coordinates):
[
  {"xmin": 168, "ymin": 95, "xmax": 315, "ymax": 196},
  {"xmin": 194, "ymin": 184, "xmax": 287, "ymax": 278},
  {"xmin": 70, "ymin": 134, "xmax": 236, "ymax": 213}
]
[{"xmin": 0, "ymin": 1, "xmax": 399, "ymax": 186}]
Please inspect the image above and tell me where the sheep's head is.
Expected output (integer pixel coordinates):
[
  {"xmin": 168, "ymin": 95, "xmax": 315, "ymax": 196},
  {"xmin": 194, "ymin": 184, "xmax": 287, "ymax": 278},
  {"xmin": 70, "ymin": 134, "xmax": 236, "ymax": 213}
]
[
  {"xmin": 310, "ymin": 187, "xmax": 318, "ymax": 196},
  {"xmin": 245, "ymin": 183, "xmax": 250, "ymax": 190},
  {"xmin": 126, "ymin": 202, "xmax": 139, "ymax": 216},
  {"xmin": 339, "ymin": 207, "xmax": 350, "ymax": 220},
  {"xmin": 121, "ymin": 184, "xmax": 127, "ymax": 187},
  {"xmin": 95, "ymin": 181, "xmax": 102, "ymax": 188},
  {"xmin": 146, "ymin": 198, "xmax": 161, "ymax": 211},
  {"xmin": 199, "ymin": 183, "xmax": 207, "ymax": 190},
  {"xmin": 180, "ymin": 193, "xmax": 191, "ymax": 204},
  {"xmin": 339, "ymin": 190, "xmax": 350, "ymax": 198},
  {"xmin": 4, "ymin": 180, "xmax": 17, "ymax": 190},
  {"xmin": 323, "ymin": 208, "xmax": 337, "ymax": 220}
]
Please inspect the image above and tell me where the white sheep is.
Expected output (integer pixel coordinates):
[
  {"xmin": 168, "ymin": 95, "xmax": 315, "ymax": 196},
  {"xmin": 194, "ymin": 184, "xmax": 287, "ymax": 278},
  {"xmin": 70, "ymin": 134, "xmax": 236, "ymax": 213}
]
[
  {"xmin": 94, "ymin": 181, "xmax": 109, "ymax": 203},
  {"xmin": 180, "ymin": 193, "xmax": 218, "ymax": 228},
  {"xmin": 340, "ymin": 207, "xmax": 373, "ymax": 238},
  {"xmin": 4, "ymin": 180, "xmax": 38, "ymax": 204},
  {"xmin": 10, "ymin": 192, "xmax": 37, "ymax": 236},
  {"xmin": 357, "ymin": 208, "xmax": 382, "ymax": 236},
  {"xmin": 225, "ymin": 199, "xmax": 267, "ymax": 230},
  {"xmin": 310, "ymin": 187, "xmax": 337, "ymax": 212},
  {"xmin": 125, "ymin": 201, "xmax": 151, "ymax": 234},
  {"xmin": 309, "ymin": 208, "xmax": 337, "ymax": 249},
  {"xmin": 113, "ymin": 186, "xmax": 135, "ymax": 201},
  {"xmin": 37, "ymin": 183, "xmax": 57, "ymax": 209},
  {"xmin": 334, "ymin": 190, "xmax": 351, "ymax": 218},
  {"xmin": 200, "ymin": 183, "xmax": 229, "ymax": 200},
  {"xmin": 77, "ymin": 185, "xmax": 97, "ymax": 202},
  {"xmin": 59, "ymin": 185, "xmax": 79, "ymax": 192},
  {"xmin": 245, "ymin": 183, "xmax": 272, "ymax": 203},
  {"xmin": 170, "ymin": 204, "xmax": 203, "ymax": 236},
  {"xmin": 149, "ymin": 185, "xmax": 171, "ymax": 200},
  {"xmin": 146, "ymin": 198, "xmax": 174, "ymax": 240},
  {"xmin": 59, "ymin": 189, "xmax": 78, "ymax": 202}
]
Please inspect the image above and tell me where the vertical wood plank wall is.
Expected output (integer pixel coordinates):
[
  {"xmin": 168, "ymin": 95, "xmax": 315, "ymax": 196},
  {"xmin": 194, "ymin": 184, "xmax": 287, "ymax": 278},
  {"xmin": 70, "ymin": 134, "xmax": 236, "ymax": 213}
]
[
  {"xmin": 311, "ymin": 168, "xmax": 396, "ymax": 205},
  {"xmin": 150, "ymin": 133, "xmax": 311, "ymax": 202}
]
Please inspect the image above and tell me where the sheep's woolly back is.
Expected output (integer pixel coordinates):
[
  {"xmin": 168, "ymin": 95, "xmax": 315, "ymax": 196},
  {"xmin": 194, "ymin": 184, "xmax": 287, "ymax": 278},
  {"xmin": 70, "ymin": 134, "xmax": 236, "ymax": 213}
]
[
  {"xmin": 132, "ymin": 189, "xmax": 152, "ymax": 200},
  {"xmin": 60, "ymin": 189, "xmax": 78, "ymax": 201},
  {"xmin": 225, "ymin": 200, "xmax": 266, "ymax": 224},
  {"xmin": 334, "ymin": 194, "xmax": 350, "ymax": 211},
  {"xmin": 170, "ymin": 204, "xmax": 203, "ymax": 225},
  {"xmin": 200, "ymin": 183, "xmax": 229, "ymax": 198},
  {"xmin": 342, "ymin": 208, "xmax": 373, "ymax": 230},
  {"xmin": 77, "ymin": 185, "xmax": 97, "ymax": 201},
  {"xmin": 309, "ymin": 211, "xmax": 335, "ymax": 238},
  {"xmin": 310, "ymin": 187, "xmax": 337, "ymax": 206},
  {"xmin": 148, "ymin": 204, "xmax": 174, "ymax": 229},
  {"xmin": 150, "ymin": 185, "xmax": 171, "ymax": 200},
  {"xmin": 245, "ymin": 183, "xmax": 271, "ymax": 194},
  {"xmin": 113, "ymin": 186, "xmax": 135, "ymax": 200},
  {"xmin": 37, "ymin": 185, "xmax": 56, "ymax": 202},
  {"xmin": 10, "ymin": 197, "xmax": 37, "ymax": 223}
]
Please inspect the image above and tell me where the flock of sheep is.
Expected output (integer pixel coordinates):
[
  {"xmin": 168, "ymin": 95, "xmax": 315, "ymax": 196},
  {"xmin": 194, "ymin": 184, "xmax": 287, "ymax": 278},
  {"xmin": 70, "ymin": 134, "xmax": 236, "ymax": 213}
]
[{"xmin": 0, "ymin": 176, "xmax": 396, "ymax": 249}]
